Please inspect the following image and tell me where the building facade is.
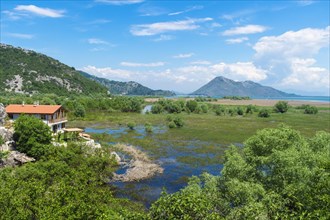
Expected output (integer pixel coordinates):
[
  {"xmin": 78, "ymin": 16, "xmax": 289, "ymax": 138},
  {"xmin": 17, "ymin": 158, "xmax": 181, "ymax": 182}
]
[{"xmin": 5, "ymin": 104, "xmax": 67, "ymax": 133}]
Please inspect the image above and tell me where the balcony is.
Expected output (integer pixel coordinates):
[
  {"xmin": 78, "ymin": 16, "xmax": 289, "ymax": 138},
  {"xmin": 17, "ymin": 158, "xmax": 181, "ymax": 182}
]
[{"xmin": 47, "ymin": 117, "xmax": 67, "ymax": 124}]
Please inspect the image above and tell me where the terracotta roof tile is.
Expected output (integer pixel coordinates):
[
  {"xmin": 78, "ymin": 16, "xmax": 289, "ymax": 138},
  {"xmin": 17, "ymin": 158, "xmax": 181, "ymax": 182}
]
[{"xmin": 5, "ymin": 104, "xmax": 62, "ymax": 114}]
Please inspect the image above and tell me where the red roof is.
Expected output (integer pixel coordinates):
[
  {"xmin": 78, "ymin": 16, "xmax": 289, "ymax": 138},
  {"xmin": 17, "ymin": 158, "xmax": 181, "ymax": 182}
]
[{"xmin": 5, "ymin": 104, "xmax": 62, "ymax": 114}]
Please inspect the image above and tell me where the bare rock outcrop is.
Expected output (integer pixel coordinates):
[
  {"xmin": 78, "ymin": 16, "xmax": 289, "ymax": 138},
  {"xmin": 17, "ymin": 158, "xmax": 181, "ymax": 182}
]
[
  {"xmin": 0, "ymin": 151, "xmax": 35, "ymax": 168},
  {"xmin": 0, "ymin": 103, "xmax": 7, "ymax": 126},
  {"xmin": 112, "ymin": 144, "xmax": 163, "ymax": 182}
]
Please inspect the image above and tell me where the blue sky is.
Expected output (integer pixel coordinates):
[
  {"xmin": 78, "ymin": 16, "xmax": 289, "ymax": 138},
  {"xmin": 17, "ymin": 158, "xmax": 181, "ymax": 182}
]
[{"xmin": 1, "ymin": 0, "xmax": 329, "ymax": 95}]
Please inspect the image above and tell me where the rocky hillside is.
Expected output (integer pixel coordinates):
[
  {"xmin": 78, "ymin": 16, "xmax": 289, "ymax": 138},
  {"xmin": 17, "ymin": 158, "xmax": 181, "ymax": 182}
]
[
  {"xmin": 191, "ymin": 76, "xmax": 298, "ymax": 98},
  {"xmin": 80, "ymin": 71, "xmax": 175, "ymax": 96},
  {"xmin": 0, "ymin": 44, "xmax": 107, "ymax": 95}
]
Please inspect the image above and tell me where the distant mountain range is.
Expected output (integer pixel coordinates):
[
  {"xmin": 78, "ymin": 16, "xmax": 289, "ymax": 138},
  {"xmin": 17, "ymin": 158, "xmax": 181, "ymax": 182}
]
[
  {"xmin": 191, "ymin": 76, "xmax": 298, "ymax": 98},
  {"xmin": 79, "ymin": 71, "xmax": 175, "ymax": 96},
  {"xmin": 0, "ymin": 43, "xmax": 174, "ymax": 97},
  {"xmin": 0, "ymin": 44, "xmax": 107, "ymax": 96}
]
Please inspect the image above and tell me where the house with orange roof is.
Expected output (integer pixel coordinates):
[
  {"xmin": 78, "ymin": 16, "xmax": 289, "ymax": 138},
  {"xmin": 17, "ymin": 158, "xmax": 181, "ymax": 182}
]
[{"xmin": 5, "ymin": 103, "xmax": 67, "ymax": 133}]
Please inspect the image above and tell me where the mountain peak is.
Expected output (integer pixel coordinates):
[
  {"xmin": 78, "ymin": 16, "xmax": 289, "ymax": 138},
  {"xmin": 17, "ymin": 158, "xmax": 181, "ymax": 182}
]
[{"xmin": 191, "ymin": 76, "xmax": 298, "ymax": 98}]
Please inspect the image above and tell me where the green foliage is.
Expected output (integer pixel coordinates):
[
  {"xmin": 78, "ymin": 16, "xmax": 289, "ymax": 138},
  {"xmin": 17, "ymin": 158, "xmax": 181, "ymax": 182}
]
[
  {"xmin": 168, "ymin": 121, "xmax": 176, "ymax": 129},
  {"xmin": 246, "ymin": 104, "xmax": 257, "ymax": 114},
  {"xmin": 0, "ymin": 135, "xmax": 4, "ymax": 145},
  {"xmin": 0, "ymin": 44, "xmax": 107, "ymax": 95},
  {"xmin": 215, "ymin": 105, "xmax": 225, "ymax": 116},
  {"xmin": 127, "ymin": 122, "xmax": 136, "ymax": 130},
  {"xmin": 186, "ymin": 100, "xmax": 198, "ymax": 112},
  {"xmin": 303, "ymin": 105, "xmax": 318, "ymax": 114},
  {"xmin": 200, "ymin": 104, "xmax": 209, "ymax": 113},
  {"xmin": 223, "ymin": 96, "xmax": 251, "ymax": 100},
  {"xmin": 151, "ymin": 126, "xmax": 330, "ymax": 219},
  {"xmin": 13, "ymin": 115, "xmax": 52, "ymax": 159},
  {"xmin": 74, "ymin": 103, "xmax": 86, "ymax": 117},
  {"xmin": 151, "ymin": 104, "xmax": 164, "ymax": 114},
  {"xmin": 258, "ymin": 109, "xmax": 270, "ymax": 118},
  {"xmin": 274, "ymin": 101, "xmax": 289, "ymax": 113},
  {"xmin": 0, "ymin": 143, "xmax": 144, "ymax": 219},
  {"xmin": 173, "ymin": 117, "xmax": 184, "ymax": 128},
  {"xmin": 145, "ymin": 123, "xmax": 153, "ymax": 133},
  {"xmin": 236, "ymin": 107, "xmax": 244, "ymax": 115}
]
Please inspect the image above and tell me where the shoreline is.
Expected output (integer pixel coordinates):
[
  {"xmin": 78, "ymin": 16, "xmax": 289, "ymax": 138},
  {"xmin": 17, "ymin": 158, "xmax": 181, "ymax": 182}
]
[{"xmin": 145, "ymin": 98, "xmax": 330, "ymax": 107}]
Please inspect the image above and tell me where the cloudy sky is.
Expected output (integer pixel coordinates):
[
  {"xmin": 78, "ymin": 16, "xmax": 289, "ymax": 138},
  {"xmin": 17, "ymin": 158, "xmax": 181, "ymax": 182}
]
[{"xmin": 1, "ymin": 0, "xmax": 329, "ymax": 95}]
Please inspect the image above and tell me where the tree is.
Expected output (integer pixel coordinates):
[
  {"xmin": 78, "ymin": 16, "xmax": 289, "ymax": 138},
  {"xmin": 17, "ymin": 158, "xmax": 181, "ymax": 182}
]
[
  {"xmin": 274, "ymin": 101, "xmax": 289, "ymax": 113},
  {"xmin": 13, "ymin": 115, "xmax": 52, "ymax": 159},
  {"xmin": 186, "ymin": 100, "xmax": 198, "ymax": 113},
  {"xmin": 74, "ymin": 104, "xmax": 86, "ymax": 117},
  {"xmin": 150, "ymin": 126, "xmax": 330, "ymax": 219}
]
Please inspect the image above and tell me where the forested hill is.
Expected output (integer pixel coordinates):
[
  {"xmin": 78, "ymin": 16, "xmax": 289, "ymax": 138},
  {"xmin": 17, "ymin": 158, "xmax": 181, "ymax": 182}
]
[
  {"xmin": 0, "ymin": 44, "xmax": 107, "ymax": 96},
  {"xmin": 80, "ymin": 71, "xmax": 175, "ymax": 96},
  {"xmin": 192, "ymin": 76, "xmax": 298, "ymax": 98}
]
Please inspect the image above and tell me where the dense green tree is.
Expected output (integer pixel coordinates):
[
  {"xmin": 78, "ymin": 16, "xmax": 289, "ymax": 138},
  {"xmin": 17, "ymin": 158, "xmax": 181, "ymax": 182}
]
[
  {"xmin": 274, "ymin": 101, "xmax": 289, "ymax": 113},
  {"xmin": 74, "ymin": 104, "xmax": 86, "ymax": 117},
  {"xmin": 150, "ymin": 126, "xmax": 330, "ymax": 219},
  {"xmin": 13, "ymin": 115, "xmax": 52, "ymax": 159},
  {"xmin": 186, "ymin": 100, "xmax": 198, "ymax": 113}
]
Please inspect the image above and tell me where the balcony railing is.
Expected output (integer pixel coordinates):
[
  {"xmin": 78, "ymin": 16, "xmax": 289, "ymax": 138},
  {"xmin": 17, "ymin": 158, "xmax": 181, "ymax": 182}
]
[{"xmin": 47, "ymin": 117, "xmax": 67, "ymax": 124}]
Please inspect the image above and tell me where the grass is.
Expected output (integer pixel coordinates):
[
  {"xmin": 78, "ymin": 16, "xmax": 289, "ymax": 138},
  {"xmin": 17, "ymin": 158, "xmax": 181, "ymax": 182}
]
[{"xmin": 69, "ymin": 108, "xmax": 329, "ymax": 165}]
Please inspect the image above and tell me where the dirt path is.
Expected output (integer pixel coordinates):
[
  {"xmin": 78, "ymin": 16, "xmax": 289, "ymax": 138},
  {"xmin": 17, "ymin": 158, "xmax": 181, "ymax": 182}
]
[{"xmin": 112, "ymin": 143, "xmax": 163, "ymax": 182}]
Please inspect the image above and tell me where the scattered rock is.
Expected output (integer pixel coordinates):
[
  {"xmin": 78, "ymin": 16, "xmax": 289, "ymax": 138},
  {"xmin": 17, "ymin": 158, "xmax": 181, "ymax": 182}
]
[
  {"xmin": 111, "ymin": 152, "xmax": 121, "ymax": 163},
  {"xmin": 0, "ymin": 103, "xmax": 7, "ymax": 126},
  {"xmin": 84, "ymin": 139, "xmax": 101, "ymax": 149},
  {"xmin": 0, "ymin": 151, "xmax": 35, "ymax": 168},
  {"xmin": 112, "ymin": 144, "xmax": 163, "ymax": 182}
]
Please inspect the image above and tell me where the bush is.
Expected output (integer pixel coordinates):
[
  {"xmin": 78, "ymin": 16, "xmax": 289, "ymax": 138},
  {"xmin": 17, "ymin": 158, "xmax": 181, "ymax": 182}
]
[
  {"xmin": 145, "ymin": 123, "xmax": 153, "ymax": 133},
  {"xmin": 127, "ymin": 122, "xmax": 136, "ymax": 130},
  {"xmin": 173, "ymin": 117, "xmax": 184, "ymax": 128},
  {"xmin": 304, "ymin": 105, "xmax": 318, "ymax": 114},
  {"xmin": 245, "ymin": 104, "xmax": 257, "ymax": 114},
  {"xmin": 13, "ymin": 115, "xmax": 52, "ymax": 159},
  {"xmin": 215, "ymin": 106, "xmax": 225, "ymax": 116},
  {"xmin": 186, "ymin": 100, "xmax": 198, "ymax": 112},
  {"xmin": 166, "ymin": 115, "xmax": 173, "ymax": 122},
  {"xmin": 74, "ymin": 104, "xmax": 86, "ymax": 117},
  {"xmin": 0, "ymin": 136, "xmax": 4, "ymax": 145},
  {"xmin": 151, "ymin": 104, "xmax": 164, "ymax": 114},
  {"xmin": 274, "ymin": 101, "xmax": 289, "ymax": 113},
  {"xmin": 236, "ymin": 107, "xmax": 244, "ymax": 116},
  {"xmin": 200, "ymin": 104, "xmax": 208, "ymax": 113},
  {"xmin": 258, "ymin": 109, "xmax": 270, "ymax": 118},
  {"xmin": 168, "ymin": 121, "xmax": 176, "ymax": 129}
]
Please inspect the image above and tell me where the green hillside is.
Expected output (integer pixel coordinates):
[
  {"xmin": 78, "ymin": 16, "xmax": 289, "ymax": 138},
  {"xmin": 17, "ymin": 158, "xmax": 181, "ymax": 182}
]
[
  {"xmin": 0, "ymin": 44, "xmax": 107, "ymax": 96},
  {"xmin": 80, "ymin": 71, "xmax": 175, "ymax": 96}
]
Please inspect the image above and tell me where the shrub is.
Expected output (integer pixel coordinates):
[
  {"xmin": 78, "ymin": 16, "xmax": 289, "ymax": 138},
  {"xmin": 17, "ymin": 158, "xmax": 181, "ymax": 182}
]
[
  {"xmin": 228, "ymin": 108, "xmax": 235, "ymax": 116},
  {"xmin": 245, "ymin": 104, "xmax": 256, "ymax": 114},
  {"xmin": 168, "ymin": 121, "xmax": 176, "ymax": 129},
  {"xmin": 145, "ymin": 123, "xmax": 153, "ymax": 133},
  {"xmin": 74, "ymin": 104, "xmax": 86, "ymax": 118},
  {"xmin": 236, "ymin": 107, "xmax": 244, "ymax": 116},
  {"xmin": 258, "ymin": 109, "xmax": 270, "ymax": 118},
  {"xmin": 215, "ymin": 105, "xmax": 225, "ymax": 116},
  {"xmin": 166, "ymin": 115, "xmax": 173, "ymax": 122},
  {"xmin": 200, "ymin": 104, "xmax": 208, "ymax": 113},
  {"xmin": 0, "ymin": 136, "xmax": 4, "ymax": 145},
  {"xmin": 127, "ymin": 122, "xmax": 136, "ymax": 130},
  {"xmin": 151, "ymin": 104, "xmax": 164, "ymax": 114},
  {"xmin": 173, "ymin": 117, "xmax": 184, "ymax": 128},
  {"xmin": 304, "ymin": 105, "xmax": 318, "ymax": 114},
  {"xmin": 186, "ymin": 100, "xmax": 198, "ymax": 112},
  {"xmin": 274, "ymin": 101, "xmax": 289, "ymax": 113}
]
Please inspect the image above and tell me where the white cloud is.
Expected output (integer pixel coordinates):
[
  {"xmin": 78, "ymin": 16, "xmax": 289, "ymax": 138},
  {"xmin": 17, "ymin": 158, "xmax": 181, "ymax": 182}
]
[
  {"xmin": 225, "ymin": 37, "xmax": 249, "ymax": 44},
  {"xmin": 211, "ymin": 62, "xmax": 267, "ymax": 81},
  {"xmin": 279, "ymin": 58, "xmax": 329, "ymax": 93},
  {"xmin": 130, "ymin": 17, "xmax": 213, "ymax": 36},
  {"xmin": 7, "ymin": 33, "xmax": 34, "ymax": 39},
  {"xmin": 152, "ymin": 35, "xmax": 174, "ymax": 42},
  {"xmin": 168, "ymin": 5, "xmax": 204, "ymax": 16},
  {"xmin": 296, "ymin": 0, "xmax": 315, "ymax": 6},
  {"xmin": 223, "ymin": 25, "xmax": 267, "ymax": 36},
  {"xmin": 253, "ymin": 26, "xmax": 330, "ymax": 95},
  {"xmin": 81, "ymin": 65, "xmax": 133, "ymax": 80},
  {"xmin": 254, "ymin": 26, "xmax": 329, "ymax": 59},
  {"xmin": 190, "ymin": 60, "xmax": 212, "ymax": 65},
  {"xmin": 173, "ymin": 53, "xmax": 194, "ymax": 59},
  {"xmin": 120, "ymin": 61, "xmax": 165, "ymax": 67},
  {"xmin": 95, "ymin": 0, "xmax": 144, "ymax": 5},
  {"xmin": 88, "ymin": 38, "xmax": 109, "ymax": 45},
  {"xmin": 14, "ymin": 5, "xmax": 65, "ymax": 18}
]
